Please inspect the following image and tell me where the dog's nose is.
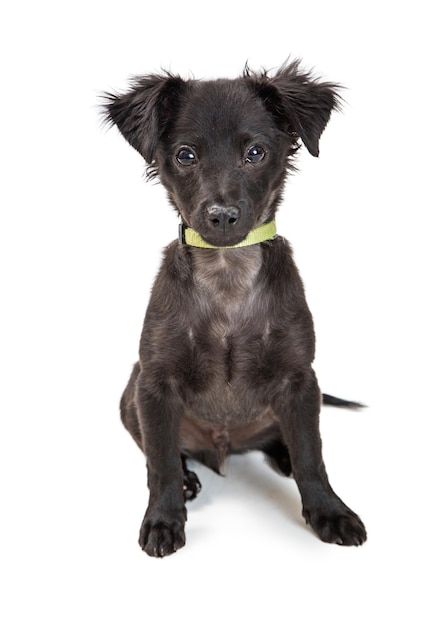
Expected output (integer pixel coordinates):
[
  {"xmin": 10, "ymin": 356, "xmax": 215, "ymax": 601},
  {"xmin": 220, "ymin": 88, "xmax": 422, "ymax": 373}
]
[{"xmin": 207, "ymin": 206, "xmax": 240, "ymax": 230}]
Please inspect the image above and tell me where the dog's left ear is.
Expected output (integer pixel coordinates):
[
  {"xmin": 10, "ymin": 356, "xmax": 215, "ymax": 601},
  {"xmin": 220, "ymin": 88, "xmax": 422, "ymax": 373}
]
[{"xmin": 245, "ymin": 60, "xmax": 341, "ymax": 157}]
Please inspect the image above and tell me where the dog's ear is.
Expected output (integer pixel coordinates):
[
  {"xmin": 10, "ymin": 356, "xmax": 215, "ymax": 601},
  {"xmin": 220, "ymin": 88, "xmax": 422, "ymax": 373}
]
[
  {"xmin": 102, "ymin": 73, "xmax": 186, "ymax": 163},
  {"xmin": 245, "ymin": 60, "xmax": 341, "ymax": 157}
]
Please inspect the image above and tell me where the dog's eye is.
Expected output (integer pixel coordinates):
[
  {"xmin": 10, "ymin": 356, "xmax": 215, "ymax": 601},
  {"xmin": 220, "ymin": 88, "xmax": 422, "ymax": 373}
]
[
  {"xmin": 176, "ymin": 147, "xmax": 197, "ymax": 167},
  {"xmin": 245, "ymin": 145, "xmax": 266, "ymax": 164}
]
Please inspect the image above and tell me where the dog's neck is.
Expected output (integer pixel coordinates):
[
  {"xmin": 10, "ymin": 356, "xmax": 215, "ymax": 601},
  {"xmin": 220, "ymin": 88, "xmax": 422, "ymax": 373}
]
[
  {"xmin": 179, "ymin": 220, "xmax": 276, "ymax": 249},
  {"xmin": 190, "ymin": 246, "xmax": 263, "ymax": 304}
]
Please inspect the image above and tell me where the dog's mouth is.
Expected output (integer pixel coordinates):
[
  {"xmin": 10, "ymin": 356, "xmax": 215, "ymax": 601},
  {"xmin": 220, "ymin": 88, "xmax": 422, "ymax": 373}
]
[
  {"xmin": 199, "ymin": 229, "xmax": 251, "ymax": 248},
  {"xmin": 190, "ymin": 225, "xmax": 253, "ymax": 248}
]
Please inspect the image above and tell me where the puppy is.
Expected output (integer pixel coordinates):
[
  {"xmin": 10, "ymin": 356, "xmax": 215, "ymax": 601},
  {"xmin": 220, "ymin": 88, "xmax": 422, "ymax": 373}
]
[{"xmin": 103, "ymin": 60, "xmax": 367, "ymax": 557}]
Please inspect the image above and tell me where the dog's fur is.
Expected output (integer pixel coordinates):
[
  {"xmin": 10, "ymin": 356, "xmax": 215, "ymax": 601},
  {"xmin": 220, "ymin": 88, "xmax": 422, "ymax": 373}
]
[{"xmin": 103, "ymin": 60, "xmax": 367, "ymax": 557}]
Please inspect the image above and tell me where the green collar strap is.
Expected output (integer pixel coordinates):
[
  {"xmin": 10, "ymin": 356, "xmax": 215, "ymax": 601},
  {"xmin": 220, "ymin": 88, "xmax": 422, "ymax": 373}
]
[{"xmin": 179, "ymin": 220, "xmax": 277, "ymax": 249}]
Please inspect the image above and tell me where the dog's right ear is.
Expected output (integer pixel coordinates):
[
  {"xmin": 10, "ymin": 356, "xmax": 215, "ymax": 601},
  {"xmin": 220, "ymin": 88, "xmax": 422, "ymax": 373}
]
[{"xmin": 101, "ymin": 73, "xmax": 186, "ymax": 164}]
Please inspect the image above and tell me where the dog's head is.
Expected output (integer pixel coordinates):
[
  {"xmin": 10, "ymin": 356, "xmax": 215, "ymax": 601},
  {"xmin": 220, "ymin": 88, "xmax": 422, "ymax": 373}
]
[{"xmin": 103, "ymin": 60, "xmax": 340, "ymax": 247}]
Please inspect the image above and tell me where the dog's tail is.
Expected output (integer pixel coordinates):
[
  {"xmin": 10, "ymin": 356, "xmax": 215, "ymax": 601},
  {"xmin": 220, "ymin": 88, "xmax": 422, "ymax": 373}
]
[{"xmin": 322, "ymin": 393, "xmax": 365, "ymax": 410}]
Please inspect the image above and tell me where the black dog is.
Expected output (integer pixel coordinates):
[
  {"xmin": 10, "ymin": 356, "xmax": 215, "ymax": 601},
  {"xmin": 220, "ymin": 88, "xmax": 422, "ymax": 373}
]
[{"xmin": 103, "ymin": 60, "xmax": 367, "ymax": 557}]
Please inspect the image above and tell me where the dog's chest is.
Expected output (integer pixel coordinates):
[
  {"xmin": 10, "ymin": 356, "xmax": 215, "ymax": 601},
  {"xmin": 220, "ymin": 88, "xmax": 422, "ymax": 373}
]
[
  {"xmin": 191, "ymin": 248, "xmax": 265, "ymax": 347},
  {"xmin": 183, "ymin": 248, "xmax": 273, "ymax": 422}
]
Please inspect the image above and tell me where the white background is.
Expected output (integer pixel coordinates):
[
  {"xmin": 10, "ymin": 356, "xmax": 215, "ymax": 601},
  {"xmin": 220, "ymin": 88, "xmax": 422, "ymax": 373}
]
[{"xmin": 1, "ymin": 1, "xmax": 446, "ymax": 624}]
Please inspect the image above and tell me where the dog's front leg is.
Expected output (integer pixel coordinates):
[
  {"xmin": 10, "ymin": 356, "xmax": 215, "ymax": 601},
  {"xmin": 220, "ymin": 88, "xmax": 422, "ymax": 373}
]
[
  {"xmin": 136, "ymin": 377, "xmax": 187, "ymax": 557},
  {"xmin": 274, "ymin": 370, "xmax": 367, "ymax": 546}
]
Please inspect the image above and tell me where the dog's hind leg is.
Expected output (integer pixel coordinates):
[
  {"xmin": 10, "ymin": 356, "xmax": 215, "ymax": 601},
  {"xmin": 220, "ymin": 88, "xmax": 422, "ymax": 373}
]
[
  {"xmin": 120, "ymin": 362, "xmax": 144, "ymax": 449},
  {"xmin": 262, "ymin": 439, "xmax": 292, "ymax": 476},
  {"xmin": 181, "ymin": 455, "xmax": 202, "ymax": 501}
]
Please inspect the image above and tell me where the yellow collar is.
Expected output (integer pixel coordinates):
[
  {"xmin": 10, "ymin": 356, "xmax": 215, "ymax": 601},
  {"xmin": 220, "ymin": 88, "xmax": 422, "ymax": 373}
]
[{"xmin": 179, "ymin": 220, "xmax": 277, "ymax": 249}]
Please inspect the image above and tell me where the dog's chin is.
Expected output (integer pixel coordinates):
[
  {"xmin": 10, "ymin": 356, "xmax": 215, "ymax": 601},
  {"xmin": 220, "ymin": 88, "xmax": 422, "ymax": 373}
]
[{"xmin": 199, "ymin": 229, "xmax": 251, "ymax": 248}]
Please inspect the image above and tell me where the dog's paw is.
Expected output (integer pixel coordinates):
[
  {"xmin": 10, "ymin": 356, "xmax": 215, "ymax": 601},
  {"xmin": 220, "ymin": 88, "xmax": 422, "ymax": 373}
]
[
  {"xmin": 183, "ymin": 469, "xmax": 201, "ymax": 501},
  {"xmin": 303, "ymin": 506, "xmax": 367, "ymax": 546},
  {"xmin": 139, "ymin": 510, "xmax": 186, "ymax": 558}
]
